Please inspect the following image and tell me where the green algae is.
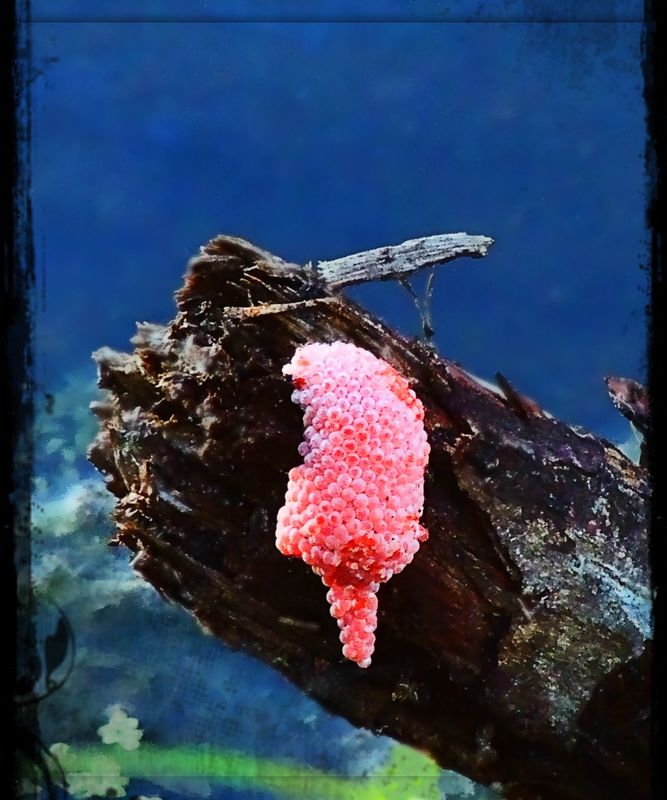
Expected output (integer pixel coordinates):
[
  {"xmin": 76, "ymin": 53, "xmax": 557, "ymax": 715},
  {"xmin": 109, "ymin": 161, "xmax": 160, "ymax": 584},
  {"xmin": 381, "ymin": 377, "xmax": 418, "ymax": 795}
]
[{"xmin": 53, "ymin": 741, "xmax": 443, "ymax": 800}]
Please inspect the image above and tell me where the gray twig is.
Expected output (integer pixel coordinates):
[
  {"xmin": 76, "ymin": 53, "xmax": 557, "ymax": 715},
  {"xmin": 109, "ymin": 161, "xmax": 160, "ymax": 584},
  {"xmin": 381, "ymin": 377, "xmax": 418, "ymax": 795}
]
[{"xmin": 312, "ymin": 232, "xmax": 494, "ymax": 290}]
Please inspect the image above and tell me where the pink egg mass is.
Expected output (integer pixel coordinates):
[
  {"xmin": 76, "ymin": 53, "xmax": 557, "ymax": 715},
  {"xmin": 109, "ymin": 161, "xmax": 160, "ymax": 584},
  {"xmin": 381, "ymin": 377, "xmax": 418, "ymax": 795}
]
[{"xmin": 276, "ymin": 341, "xmax": 430, "ymax": 668}]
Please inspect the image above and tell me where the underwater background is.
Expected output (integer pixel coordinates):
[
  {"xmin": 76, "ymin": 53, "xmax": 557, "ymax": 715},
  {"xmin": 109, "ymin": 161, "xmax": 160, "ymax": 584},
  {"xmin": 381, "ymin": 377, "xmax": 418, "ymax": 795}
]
[{"xmin": 26, "ymin": 2, "xmax": 647, "ymax": 799}]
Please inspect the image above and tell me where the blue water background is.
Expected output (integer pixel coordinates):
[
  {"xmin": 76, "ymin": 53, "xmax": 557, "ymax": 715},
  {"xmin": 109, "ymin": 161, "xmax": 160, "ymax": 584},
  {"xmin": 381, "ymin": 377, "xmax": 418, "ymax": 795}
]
[
  {"xmin": 32, "ymin": 17, "xmax": 647, "ymax": 436},
  {"xmin": 28, "ymin": 7, "xmax": 647, "ymax": 799}
]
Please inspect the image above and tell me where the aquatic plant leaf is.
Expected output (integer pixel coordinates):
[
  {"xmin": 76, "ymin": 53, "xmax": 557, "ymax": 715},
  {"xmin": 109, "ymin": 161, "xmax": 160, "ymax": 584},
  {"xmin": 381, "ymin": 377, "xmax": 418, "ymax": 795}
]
[{"xmin": 44, "ymin": 613, "xmax": 70, "ymax": 686}]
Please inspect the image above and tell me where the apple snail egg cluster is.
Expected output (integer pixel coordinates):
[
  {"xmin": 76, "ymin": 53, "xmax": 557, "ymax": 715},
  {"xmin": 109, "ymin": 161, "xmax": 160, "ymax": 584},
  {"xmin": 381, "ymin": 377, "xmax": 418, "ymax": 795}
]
[{"xmin": 275, "ymin": 341, "xmax": 430, "ymax": 668}]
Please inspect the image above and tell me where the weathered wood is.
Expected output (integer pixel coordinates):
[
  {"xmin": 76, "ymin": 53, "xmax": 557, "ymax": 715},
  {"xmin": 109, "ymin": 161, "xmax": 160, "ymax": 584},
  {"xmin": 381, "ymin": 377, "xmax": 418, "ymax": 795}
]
[
  {"xmin": 89, "ymin": 234, "xmax": 650, "ymax": 800},
  {"xmin": 605, "ymin": 375, "xmax": 650, "ymax": 437},
  {"xmin": 313, "ymin": 232, "xmax": 494, "ymax": 289}
]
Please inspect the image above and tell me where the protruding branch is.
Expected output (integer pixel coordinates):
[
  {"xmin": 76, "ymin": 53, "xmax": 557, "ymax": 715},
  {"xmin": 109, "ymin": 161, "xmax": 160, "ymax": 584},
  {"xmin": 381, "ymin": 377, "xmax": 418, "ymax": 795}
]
[
  {"xmin": 313, "ymin": 232, "xmax": 494, "ymax": 290},
  {"xmin": 605, "ymin": 376, "xmax": 649, "ymax": 437}
]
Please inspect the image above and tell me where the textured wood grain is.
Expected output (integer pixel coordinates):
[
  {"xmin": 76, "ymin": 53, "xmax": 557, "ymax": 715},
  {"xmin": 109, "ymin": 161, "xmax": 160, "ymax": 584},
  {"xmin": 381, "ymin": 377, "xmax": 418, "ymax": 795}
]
[
  {"xmin": 89, "ymin": 234, "xmax": 650, "ymax": 800},
  {"xmin": 313, "ymin": 232, "xmax": 494, "ymax": 288}
]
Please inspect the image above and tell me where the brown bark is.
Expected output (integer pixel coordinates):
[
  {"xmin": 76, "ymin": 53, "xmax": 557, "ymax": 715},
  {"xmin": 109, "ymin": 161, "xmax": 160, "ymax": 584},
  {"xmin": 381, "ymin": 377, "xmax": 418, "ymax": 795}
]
[{"xmin": 89, "ymin": 234, "xmax": 651, "ymax": 800}]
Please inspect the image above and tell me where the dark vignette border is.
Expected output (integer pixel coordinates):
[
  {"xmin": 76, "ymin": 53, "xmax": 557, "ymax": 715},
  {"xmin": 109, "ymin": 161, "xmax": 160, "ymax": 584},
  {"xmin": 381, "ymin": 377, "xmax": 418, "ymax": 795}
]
[
  {"xmin": 2, "ymin": 2, "xmax": 660, "ymax": 799},
  {"xmin": 3, "ymin": 0, "xmax": 37, "ymax": 796},
  {"xmin": 643, "ymin": 1, "xmax": 665, "ymax": 798}
]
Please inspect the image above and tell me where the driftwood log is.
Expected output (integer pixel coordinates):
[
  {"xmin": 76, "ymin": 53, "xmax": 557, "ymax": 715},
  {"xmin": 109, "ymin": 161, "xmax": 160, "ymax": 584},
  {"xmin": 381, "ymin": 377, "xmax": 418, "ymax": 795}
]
[{"xmin": 89, "ymin": 234, "xmax": 651, "ymax": 800}]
